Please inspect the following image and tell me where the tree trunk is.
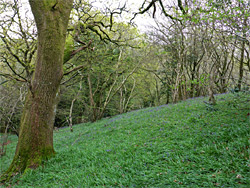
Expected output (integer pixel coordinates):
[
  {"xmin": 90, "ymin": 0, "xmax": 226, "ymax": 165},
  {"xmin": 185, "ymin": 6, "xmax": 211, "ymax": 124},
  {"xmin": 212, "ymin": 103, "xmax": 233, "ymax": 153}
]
[
  {"xmin": 208, "ymin": 64, "xmax": 216, "ymax": 105},
  {"xmin": 237, "ymin": 40, "xmax": 245, "ymax": 91},
  {"xmin": 87, "ymin": 73, "xmax": 97, "ymax": 121},
  {"xmin": 1, "ymin": 0, "xmax": 73, "ymax": 180},
  {"xmin": 69, "ymin": 80, "xmax": 82, "ymax": 132}
]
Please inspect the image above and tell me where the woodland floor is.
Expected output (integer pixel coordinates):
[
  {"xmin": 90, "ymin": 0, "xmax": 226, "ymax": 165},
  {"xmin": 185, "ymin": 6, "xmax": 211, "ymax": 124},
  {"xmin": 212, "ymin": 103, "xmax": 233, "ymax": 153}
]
[{"xmin": 1, "ymin": 92, "xmax": 250, "ymax": 187}]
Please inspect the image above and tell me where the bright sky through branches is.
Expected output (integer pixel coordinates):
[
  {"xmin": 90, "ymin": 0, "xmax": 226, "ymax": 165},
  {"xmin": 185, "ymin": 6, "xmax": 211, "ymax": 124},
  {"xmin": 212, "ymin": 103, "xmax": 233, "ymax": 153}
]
[
  {"xmin": 92, "ymin": 0, "xmax": 157, "ymax": 31},
  {"xmin": 13, "ymin": 0, "xmax": 156, "ymax": 33}
]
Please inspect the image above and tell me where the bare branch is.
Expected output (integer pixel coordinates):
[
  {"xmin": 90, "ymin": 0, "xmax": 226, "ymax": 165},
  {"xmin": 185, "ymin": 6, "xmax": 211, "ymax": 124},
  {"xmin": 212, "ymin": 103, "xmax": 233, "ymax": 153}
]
[
  {"xmin": 1, "ymin": 57, "xmax": 28, "ymax": 82},
  {"xmin": 63, "ymin": 65, "xmax": 85, "ymax": 76},
  {"xmin": 71, "ymin": 40, "xmax": 93, "ymax": 56},
  {"xmin": 0, "ymin": 73, "xmax": 27, "ymax": 82},
  {"xmin": 177, "ymin": 0, "xmax": 187, "ymax": 15}
]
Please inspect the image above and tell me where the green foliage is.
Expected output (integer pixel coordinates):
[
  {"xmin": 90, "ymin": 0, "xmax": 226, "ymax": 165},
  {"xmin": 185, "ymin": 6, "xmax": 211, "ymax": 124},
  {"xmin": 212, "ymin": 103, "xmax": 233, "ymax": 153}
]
[
  {"xmin": 63, "ymin": 35, "xmax": 74, "ymax": 63},
  {"xmin": 227, "ymin": 90, "xmax": 250, "ymax": 109},
  {"xmin": 58, "ymin": 15, "xmax": 147, "ymax": 123},
  {"xmin": 1, "ymin": 93, "xmax": 249, "ymax": 187}
]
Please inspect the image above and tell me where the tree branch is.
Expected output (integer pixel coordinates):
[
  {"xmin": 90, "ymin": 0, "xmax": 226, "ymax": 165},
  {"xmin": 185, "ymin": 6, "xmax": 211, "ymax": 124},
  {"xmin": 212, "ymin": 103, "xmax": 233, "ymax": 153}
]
[
  {"xmin": 131, "ymin": 0, "xmax": 182, "ymax": 23},
  {"xmin": 63, "ymin": 65, "xmax": 85, "ymax": 76},
  {"xmin": 71, "ymin": 40, "xmax": 93, "ymax": 56},
  {"xmin": 177, "ymin": 0, "xmax": 187, "ymax": 15}
]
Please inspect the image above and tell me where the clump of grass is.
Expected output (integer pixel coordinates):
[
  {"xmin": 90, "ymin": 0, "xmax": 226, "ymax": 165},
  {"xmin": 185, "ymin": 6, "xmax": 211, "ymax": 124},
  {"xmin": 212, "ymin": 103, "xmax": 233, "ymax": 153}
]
[{"xmin": 1, "ymin": 92, "xmax": 249, "ymax": 187}]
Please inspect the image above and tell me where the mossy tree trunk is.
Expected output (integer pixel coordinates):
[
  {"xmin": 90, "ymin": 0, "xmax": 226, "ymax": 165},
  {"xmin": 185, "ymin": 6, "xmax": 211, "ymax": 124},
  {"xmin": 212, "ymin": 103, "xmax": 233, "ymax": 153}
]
[{"xmin": 1, "ymin": 0, "xmax": 73, "ymax": 180}]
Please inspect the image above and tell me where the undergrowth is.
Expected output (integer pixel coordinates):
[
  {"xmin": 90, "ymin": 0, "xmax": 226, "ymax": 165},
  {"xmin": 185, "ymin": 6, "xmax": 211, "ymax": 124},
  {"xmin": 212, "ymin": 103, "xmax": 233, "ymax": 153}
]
[{"xmin": 1, "ymin": 92, "xmax": 249, "ymax": 187}]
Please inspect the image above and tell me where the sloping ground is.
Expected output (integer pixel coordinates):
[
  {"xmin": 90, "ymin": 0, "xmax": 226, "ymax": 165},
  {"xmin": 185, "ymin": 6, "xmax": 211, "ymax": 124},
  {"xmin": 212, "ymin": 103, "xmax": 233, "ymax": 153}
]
[{"xmin": 1, "ymin": 92, "xmax": 250, "ymax": 187}]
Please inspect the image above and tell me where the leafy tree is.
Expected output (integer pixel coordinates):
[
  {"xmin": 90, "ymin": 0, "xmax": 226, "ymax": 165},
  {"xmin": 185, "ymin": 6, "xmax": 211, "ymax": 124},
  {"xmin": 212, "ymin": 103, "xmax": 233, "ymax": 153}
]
[{"xmin": 59, "ymin": 24, "xmax": 144, "ymax": 123}]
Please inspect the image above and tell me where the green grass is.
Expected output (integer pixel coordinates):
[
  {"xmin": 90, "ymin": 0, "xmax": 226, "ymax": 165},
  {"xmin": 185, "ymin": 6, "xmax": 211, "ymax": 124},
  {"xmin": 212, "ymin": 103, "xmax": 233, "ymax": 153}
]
[{"xmin": 1, "ymin": 92, "xmax": 250, "ymax": 187}]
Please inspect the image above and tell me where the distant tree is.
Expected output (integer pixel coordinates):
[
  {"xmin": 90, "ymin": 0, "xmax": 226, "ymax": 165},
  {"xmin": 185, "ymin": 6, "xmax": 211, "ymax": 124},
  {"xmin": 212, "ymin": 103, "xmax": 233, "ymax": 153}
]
[{"xmin": 57, "ymin": 2, "xmax": 144, "ymax": 124}]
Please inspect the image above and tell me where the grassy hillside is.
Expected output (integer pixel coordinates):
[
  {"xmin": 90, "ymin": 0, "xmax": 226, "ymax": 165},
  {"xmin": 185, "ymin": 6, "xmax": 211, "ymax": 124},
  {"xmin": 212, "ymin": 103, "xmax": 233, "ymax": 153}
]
[{"xmin": 1, "ymin": 92, "xmax": 250, "ymax": 187}]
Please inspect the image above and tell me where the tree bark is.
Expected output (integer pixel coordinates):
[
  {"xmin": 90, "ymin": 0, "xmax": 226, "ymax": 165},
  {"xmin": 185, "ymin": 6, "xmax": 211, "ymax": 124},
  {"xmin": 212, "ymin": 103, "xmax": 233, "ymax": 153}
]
[
  {"xmin": 208, "ymin": 63, "xmax": 216, "ymax": 105},
  {"xmin": 238, "ymin": 40, "xmax": 245, "ymax": 91},
  {"xmin": 1, "ymin": 0, "xmax": 73, "ymax": 180}
]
